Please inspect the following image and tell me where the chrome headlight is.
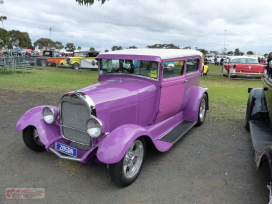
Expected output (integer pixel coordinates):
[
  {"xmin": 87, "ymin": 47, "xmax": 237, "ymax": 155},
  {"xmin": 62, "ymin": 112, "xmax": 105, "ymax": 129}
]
[
  {"xmin": 43, "ymin": 107, "xmax": 56, "ymax": 124},
  {"xmin": 86, "ymin": 117, "xmax": 103, "ymax": 138}
]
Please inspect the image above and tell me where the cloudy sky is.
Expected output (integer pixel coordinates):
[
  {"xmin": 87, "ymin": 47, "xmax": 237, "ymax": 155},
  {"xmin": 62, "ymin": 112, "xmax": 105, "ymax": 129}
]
[{"xmin": 1, "ymin": 0, "xmax": 272, "ymax": 54}]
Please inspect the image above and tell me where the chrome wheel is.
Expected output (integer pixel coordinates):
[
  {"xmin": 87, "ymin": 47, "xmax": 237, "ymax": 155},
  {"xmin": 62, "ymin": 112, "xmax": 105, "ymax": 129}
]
[
  {"xmin": 23, "ymin": 126, "xmax": 45, "ymax": 152},
  {"xmin": 32, "ymin": 128, "xmax": 44, "ymax": 146},
  {"xmin": 199, "ymin": 98, "xmax": 206, "ymax": 121},
  {"xmin": 123, "ymin": 140, "xmax": 144, "ymax": 179},
  {"xmin": 109, "ymin": 138, "xmax": 145, "ymax": 187},
  {"xmin": 73, "ymin": 63, "xmax": 80, "ymax": 70},
  {"xmin": 196, "ymin": 94, "xmax": 207, "ymax": 126}
]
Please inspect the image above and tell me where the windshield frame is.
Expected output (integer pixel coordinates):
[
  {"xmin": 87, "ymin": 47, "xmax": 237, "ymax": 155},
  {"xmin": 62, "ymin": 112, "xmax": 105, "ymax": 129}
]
[{"xmin": 98, "ymin": 58, "xmax": 161, "ymax": 81}]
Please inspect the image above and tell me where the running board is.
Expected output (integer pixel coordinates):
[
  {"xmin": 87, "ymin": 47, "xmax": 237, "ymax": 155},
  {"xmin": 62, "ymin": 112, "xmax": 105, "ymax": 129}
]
[{"xmin": 159, "ymin": 120, "xmax": 196, "ymax": 143}]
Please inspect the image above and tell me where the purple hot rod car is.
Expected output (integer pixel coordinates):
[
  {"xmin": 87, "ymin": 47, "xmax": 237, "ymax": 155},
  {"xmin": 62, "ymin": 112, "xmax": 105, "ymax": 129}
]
[{"xmin": 16, "ymin": 49, "xmax": 209, "ymax": 187}]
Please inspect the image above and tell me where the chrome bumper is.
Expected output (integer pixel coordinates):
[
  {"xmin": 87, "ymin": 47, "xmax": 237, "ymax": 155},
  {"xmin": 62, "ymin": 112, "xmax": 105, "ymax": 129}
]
[{"xmin": 49, "ymin": 147, "xmax": 81, "ymax": 162}]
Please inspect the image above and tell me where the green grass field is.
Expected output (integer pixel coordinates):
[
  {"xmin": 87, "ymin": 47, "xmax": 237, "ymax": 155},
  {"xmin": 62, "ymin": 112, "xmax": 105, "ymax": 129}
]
[
  {"xmin": 0, "ymin": 68, "xmax": 99, "ymax": 92},
  {"xmin": 0, "ymin": 64, "xmax": 264, "ymax": 121},
  {"xmin": 201, "ymin": 64, "xmax": 263, "ymax": 121}
]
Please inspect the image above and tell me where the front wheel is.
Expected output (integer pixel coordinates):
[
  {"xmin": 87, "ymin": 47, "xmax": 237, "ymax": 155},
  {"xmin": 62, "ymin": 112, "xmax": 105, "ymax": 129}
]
[
  {"xmin": 72, "ymin": 63, "xmax": 80, "ymax": 70},
  {"xmin": 109, "ymin": 138, "xmax": 145, "ymax": 187},
  {"xmin": 23, "ymin": 126, "xmax": 45, "ymax": 152},
  {"xmin": 195, "ymin": 94, "xmax": 207, "ymax": 126}
]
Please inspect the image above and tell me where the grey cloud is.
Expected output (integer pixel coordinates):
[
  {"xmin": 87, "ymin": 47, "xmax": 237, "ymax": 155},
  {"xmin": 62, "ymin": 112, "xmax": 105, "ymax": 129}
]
[{"xmin": 1, "ymin": 0, "xmax": 272, "ymax": 54}]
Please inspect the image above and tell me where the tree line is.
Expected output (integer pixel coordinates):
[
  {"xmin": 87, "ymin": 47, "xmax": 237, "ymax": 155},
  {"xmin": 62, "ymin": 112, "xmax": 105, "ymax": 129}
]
[{"xmin": 0, "ymin": 28, "xmax": 266, "ymax": 56}]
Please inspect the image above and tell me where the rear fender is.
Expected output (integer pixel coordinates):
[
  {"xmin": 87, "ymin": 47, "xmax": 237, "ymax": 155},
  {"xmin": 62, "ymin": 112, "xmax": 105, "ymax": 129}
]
[
  {"xmin": 96, "ymin": 124, "xmax": 151, "ymax": 164},
  {"xmin": 183, "ymin": 87, "xmax": 209, "ymax": 121},
  {"xmin": 15, "ymin": 106, "xmax": 61, "ymax": 145}
]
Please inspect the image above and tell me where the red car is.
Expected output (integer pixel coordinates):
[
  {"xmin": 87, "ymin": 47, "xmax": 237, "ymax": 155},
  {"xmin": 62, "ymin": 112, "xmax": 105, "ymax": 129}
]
[{"xmin": 222, "ymin": 56, "xmax": 266, "ymax": 78}]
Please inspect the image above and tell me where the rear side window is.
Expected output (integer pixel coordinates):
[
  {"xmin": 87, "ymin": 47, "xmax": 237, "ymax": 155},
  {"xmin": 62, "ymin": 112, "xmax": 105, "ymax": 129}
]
[
  {"xmin": 186, "ymin": 59, "xmax": 199, "ymax": 73},
  {"xmin": 163, "ymin": 61, "xmax": 185, "ymax": 78}
]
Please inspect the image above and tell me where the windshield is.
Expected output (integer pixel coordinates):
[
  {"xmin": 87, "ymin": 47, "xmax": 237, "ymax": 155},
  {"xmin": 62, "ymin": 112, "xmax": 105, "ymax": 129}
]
[
  {"xmin": 230, "ymin": 58, "xmax": 259, "ymax": 64},
  {"xmin": 99, "ymin": 59, "xmax": 159, "ymax": 79}
]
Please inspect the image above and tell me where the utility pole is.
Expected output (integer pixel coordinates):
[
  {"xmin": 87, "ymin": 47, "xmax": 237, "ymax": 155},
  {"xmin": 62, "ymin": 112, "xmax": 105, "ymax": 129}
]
[
  {"xmin": 49, "ymin": 28, "xmax": 52, "ymax": 40},
  {"xmin": 224, "ymin": 30, "xmax": 227, "ymax": 54},
  {"xmin": 49, "ymin": 28, "xmax": 52, "ymax": 50}
]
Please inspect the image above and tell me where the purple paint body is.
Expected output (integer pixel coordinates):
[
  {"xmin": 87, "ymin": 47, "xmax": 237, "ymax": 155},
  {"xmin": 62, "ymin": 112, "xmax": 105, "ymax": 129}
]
[{"xmin": 16, "ymin": 49, "xmax": 208, "ymax": 177}]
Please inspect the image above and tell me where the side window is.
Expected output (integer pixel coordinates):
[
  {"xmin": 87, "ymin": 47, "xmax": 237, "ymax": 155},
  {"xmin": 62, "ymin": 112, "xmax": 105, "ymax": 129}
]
[
  {"xmin": 186, "ymin": 59, "xmax": 199, "ymax": 74},
  {"xmin": 163, "ymin": 61, "xmax": 184, "ymax": 78}
]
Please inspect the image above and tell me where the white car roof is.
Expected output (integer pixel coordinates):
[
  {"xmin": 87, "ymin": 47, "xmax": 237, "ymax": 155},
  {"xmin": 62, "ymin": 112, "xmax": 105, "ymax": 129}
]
[{"xmin": 99, "ymin": 49, "xmax": 203, "ymax": 59}]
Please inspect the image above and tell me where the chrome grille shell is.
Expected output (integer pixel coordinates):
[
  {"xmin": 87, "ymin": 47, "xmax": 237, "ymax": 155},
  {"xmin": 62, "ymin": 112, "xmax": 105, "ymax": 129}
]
[{"xmin": 60, "ymin": 91, "xmax": 95, "ymax": 146}]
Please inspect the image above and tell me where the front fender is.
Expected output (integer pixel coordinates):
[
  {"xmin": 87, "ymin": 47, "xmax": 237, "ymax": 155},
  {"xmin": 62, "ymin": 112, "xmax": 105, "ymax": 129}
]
[
  {"xmin": 96, "ymin": 124, "xmax": 151, "ymax": 164},
  {"xmin": 247, "ymin": 88, "xmax": 269, "ymax": 121},
  {"xmin": 15, "ymin": 106, "xmax": 61, "ymax": 145},
  {"xmin": 183, "ymin": 86, "xmax": 209, "ymax": 121},
  {"xmin": 71, "ymin": 59, "xmax": 80, "ymax": 65}
]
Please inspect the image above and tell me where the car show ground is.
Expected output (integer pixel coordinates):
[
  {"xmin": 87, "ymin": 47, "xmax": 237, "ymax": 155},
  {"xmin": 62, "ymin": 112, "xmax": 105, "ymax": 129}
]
[{"xmin": 0, "ymin": 88, "xmax": 269, "ymax": 204}]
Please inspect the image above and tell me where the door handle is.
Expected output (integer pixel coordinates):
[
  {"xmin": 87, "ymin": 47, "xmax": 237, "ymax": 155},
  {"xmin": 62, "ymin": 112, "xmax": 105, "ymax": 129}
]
[{"xmin": 184, "ymin": 80, "xmax": 188, "ymax": 82}]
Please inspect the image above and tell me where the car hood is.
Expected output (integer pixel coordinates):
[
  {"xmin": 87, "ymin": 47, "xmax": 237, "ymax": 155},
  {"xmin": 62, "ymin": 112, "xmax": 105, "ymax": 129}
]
[{"xmin": 79, "ymin": 77, "xmax": 156, "ymax": 103}]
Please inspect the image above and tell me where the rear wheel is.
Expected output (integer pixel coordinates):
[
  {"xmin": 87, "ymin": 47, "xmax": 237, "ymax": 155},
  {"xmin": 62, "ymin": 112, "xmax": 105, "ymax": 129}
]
[
  {"xmin": 23, "ymin": 126, "xmax": 45, "ymax": 152},
  {"xmin": 72, "ymin": 63, "xmax": 80, "ymax": 70},
  {"xmin": 196, "ymin": 94, "xmax": 207, "ymax": 126},
  {"xmin": 109, "ymin": 138, "xmax": 145, "ymax": 187},
  {"xmin": 40, "ymin": 60, "xmax": 47, "ymax": 67}
]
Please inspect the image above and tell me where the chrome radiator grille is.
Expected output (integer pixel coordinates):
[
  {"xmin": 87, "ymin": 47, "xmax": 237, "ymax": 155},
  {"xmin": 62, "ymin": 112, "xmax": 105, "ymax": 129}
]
[{"xmin": 61, "ymin": 100, "xmax": 91, "ymax": 146}]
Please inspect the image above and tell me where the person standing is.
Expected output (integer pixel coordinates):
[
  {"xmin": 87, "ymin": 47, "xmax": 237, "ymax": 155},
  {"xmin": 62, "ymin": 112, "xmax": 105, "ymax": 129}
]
[
  {"xmin": 204, "ymin": 56, "xmax": 208, "ymax": 65},
  {"xmin": 214, "ymin": 56, "xmax": 218, "ymax": 66},
  {"xmin": 220, "ymin": 57, "xmax": 224, "ymax": 66}
]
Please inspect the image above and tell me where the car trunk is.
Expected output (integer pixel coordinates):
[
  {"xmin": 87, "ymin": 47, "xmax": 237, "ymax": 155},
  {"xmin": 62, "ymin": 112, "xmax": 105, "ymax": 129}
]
[{"xmin": 235, "ymin": 64, "xmax": 265, "ymax": 74}]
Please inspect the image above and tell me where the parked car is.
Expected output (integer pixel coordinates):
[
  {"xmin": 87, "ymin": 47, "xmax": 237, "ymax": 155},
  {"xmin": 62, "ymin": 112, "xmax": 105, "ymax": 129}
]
[
  {"xmin": 27, "ymin": 50, "xmax": 60, "ymax": 67},
  {"xmin": 59, "ymin": 51, "xmax": 99, "ymax": 70},
  {"xmin": 245, "ymin": 52, "xmax": 272, "ymax": 202},
  {"xmin": 47, "ymin": 56, "xmax": 68, "ymax": 67},
  {"xmin": 222, "ymin": 56, "xmax": 266, "ymax": 78},
  {"xmin": 207, "ymin": 57, "xmax": 214, "ymax": 64},
  {"xmin": 15, "ymin": 49, "xmax": 209, "ymax": 187}
]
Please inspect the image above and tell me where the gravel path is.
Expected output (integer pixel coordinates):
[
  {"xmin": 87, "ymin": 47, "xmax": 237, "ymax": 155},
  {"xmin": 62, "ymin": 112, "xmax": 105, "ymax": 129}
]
[{"xmin": 0, "ymin": 88, "xmax": 269, "ymax": 204}]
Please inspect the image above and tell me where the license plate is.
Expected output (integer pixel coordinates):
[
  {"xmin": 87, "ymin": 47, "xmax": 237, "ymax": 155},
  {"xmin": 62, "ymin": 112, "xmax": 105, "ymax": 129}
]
[{"xmin": 55, "ymin": 142, "xmax": 77, "ymax": 157}]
